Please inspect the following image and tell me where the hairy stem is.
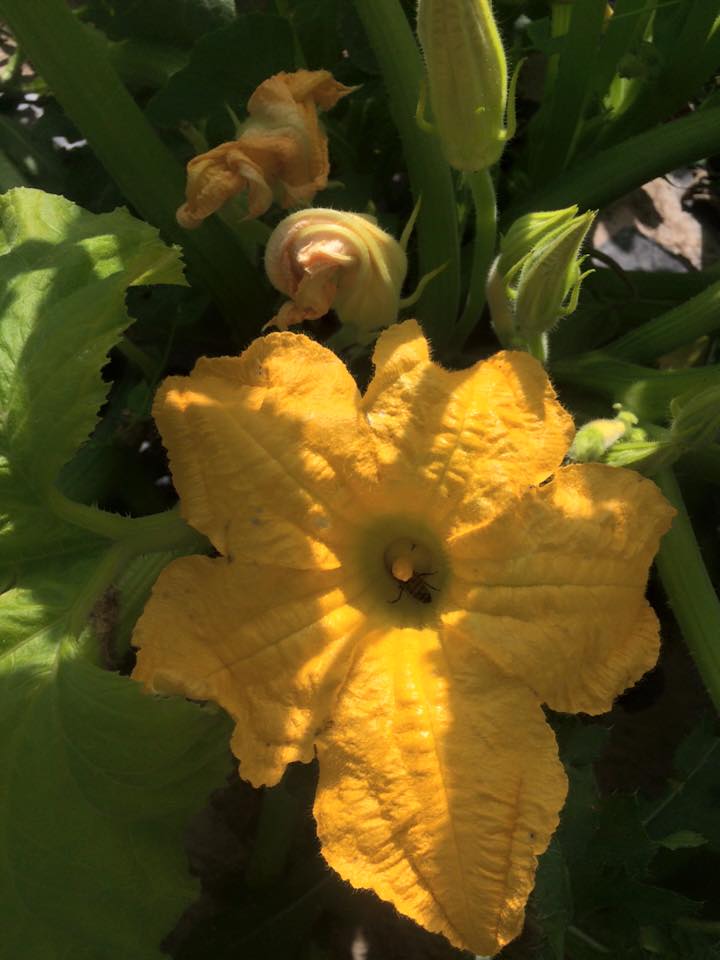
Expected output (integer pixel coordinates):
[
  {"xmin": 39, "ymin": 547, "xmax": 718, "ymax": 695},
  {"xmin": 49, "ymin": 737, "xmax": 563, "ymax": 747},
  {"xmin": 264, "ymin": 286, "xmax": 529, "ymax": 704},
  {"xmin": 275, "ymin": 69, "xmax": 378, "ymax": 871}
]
[
  {"xmin": 454, "ymin": 169, "xmax": 497, "ymax": 348},
  {"xmin": 506, "ymin": 107, "xmax": 720, "ymax": 225},
  {"xmin": 605, "ymin": 278, "xmax": 720, "ymax": 364},
  {"xmin": 655, "ymin": 468, "xmax": 720, "ymax": 713},
  {"xmin": 353, "ymin": 0, "xmax": 461, "ymax": 353}
]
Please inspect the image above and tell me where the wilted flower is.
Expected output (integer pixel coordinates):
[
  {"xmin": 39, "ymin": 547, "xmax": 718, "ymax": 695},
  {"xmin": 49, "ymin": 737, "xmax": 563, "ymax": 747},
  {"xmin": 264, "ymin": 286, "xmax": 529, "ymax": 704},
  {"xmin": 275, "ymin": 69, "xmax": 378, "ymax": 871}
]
[
  {"xmin": 417, "ymin": 0, "xmax": 510, "ymax": 171},
  {"xmin": 132, "ymin": 321, "xmax": 673, "ymax": 957},
  {"xmin": 488, "ymin": 205, "xmax": 595, "ymax": 359},
  {"xmin": 176, "ymin": 70, "xmax": 354, "ymax": 228},
  {"xmin": 264, "ymin": 208, "xmax": 408, "ymax": 344}
]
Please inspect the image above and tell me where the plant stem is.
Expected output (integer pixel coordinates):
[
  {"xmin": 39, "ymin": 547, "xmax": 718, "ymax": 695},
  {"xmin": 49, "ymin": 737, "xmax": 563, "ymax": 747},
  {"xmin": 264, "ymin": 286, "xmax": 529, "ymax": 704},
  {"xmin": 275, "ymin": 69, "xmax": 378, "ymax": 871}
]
[
  {"xmin": 550, "ymin": 354, "xmax": 720, "ymax": 423},
  {"xmin": 604, "ymin": 278, "xmax": 720, "ymax": 364},
  {"xmin": 655, "ymin": 467, "xmax": 720, "ymax": 712},
  {"xmin": 454, "ymin": 169, "xmax": 497, "ymax": 348},
  {"xmin": 69, "ymin": 542, "xmax": 134, "ymax": 639},
  {"xmin": 530, "ymin": 0, "xmax": 607, "ymax": 183},
  {"xmin": 681, "ymin": 446, "xmax": 720, "ymax": 487},
  {"xmin": 505, "ymin": 107, "xmax": 720, "ymax": 225},
  {"xmin": 353, "ymin": 0, "xmax": 461, "ymax": 354},
  {"xmin": 600, "ymin": 4, "xmax": 720, "ymax": 147},
  {"xmin": 49, "ymin": 490, "xmax": 207, "ymax": 555},
  {"xmin": 567, "ymin": 924, "xmax": 611, "ymax": 954},
  {"xmin": 0, "ymin": 0, "xmax": 268, "ymax": 335},
  {"xmin": 116, "ymin": 339, "xmax": 157, "ymax": 382},
  {"xmin": 642, "ymin": 737, "xmax": 719, "ymax": 828}
]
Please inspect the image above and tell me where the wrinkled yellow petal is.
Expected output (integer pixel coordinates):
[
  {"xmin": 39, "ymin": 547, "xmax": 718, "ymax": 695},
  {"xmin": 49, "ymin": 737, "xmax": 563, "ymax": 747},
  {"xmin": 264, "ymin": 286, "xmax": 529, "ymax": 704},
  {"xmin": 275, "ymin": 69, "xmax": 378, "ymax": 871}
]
[
  {"xmin": 133, "ymin": 555, "xmax": 372, "ymax": 787},
  {"xmin": 244, "ymin": 70, "xmax": 354, "ymax": 208},
  {"xmin": 176, "ymin": 69, "xmax": 354, "ymax": 227},
  {"xmin": 315, "ymin": 628, "xmax": 567, "ymax": 956},
  {"xmin": 443, "ymin": 463, "xmax": 675, "ymax": 713},
  {"xmin": 362, "ymin": 320, "xmax": 574, "ymax": 525},
  {"xmin": 176, "ymin": 142, "xmax": 273, "ymax": 228},
  {"xmin": 154, "ymin": 333, "xmax": 376, "ymax": 567}
]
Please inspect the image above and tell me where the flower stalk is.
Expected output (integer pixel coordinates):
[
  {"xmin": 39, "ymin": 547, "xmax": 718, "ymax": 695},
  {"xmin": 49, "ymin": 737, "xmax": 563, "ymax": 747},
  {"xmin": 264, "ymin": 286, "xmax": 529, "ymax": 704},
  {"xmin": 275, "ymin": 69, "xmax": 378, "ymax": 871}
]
[
  {"xmin": 655, "ymin": 468, "xmax": 720, "ymax": 713},
  {"xmin": 455, "ymin": 169, "xmax": 497, "ymax": 347},
  {"xmin": 550, "ymin": 354, "xmax": 720, "ymax": 424},
  {"xmin": 606, "ymin": 278, "xmax": 720, "ymax": 364},
  {"xmin": 352, "ymin": 0, "xmax": 460, "ymax": 351},
  {"xmin": 506, "ymin": 106, "xmax": 720, "ymax": 226}
]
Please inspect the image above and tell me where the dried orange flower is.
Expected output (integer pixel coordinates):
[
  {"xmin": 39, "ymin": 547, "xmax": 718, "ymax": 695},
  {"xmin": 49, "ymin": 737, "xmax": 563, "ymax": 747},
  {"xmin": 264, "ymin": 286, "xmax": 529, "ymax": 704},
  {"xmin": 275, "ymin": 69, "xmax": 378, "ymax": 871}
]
[
  {"xmin": 132, "ymin": 321, "xmax": 674, "ymax": 956},
  {"xmin": 264, "ymin": 208, "xmax": 408, "ymax": 343},
  {"xmin": 176, "ymin": 70, "xmax": 354, "ymax": 228}
]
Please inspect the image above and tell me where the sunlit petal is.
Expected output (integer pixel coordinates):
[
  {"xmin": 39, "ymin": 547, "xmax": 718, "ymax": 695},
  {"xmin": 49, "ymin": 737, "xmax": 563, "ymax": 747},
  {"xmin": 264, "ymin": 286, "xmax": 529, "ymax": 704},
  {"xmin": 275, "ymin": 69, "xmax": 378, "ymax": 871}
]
[
  {"xmin": 444, "ymin": 463, "xmax": 675, "ymax": 713},
  {"xmin": 362, "ymin": 320, "xmax": 575, "ymax": 525},
  {"xmin": 133, "ymin": 555, "xmax": 374, "ymax": 787},
  {"xmin": 315, "ymin": 628, "xmax": 567, "ymax": 956}
]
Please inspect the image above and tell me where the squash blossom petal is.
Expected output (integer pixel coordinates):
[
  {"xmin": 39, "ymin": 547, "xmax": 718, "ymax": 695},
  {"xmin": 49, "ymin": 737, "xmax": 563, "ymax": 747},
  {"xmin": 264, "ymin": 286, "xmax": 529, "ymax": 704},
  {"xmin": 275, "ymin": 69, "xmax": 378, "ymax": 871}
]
[
  {"xmin": 131, "ymin": 321, "xmax": 674, "ymax": 957},
  {"xmin": 176, "ymin": 70, "xmax": 355, "ymax": 228},
  {"xmin": 264, "ymin": 208, "xmax": 408, "ymax": 343}
]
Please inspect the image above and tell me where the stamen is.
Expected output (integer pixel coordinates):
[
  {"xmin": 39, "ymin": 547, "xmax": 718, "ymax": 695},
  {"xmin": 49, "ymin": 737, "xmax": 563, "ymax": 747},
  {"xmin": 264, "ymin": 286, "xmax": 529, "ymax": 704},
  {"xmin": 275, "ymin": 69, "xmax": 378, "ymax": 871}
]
[{"xmin": 391, "ymin": 555, "xmax": 414, "ymax": 582}]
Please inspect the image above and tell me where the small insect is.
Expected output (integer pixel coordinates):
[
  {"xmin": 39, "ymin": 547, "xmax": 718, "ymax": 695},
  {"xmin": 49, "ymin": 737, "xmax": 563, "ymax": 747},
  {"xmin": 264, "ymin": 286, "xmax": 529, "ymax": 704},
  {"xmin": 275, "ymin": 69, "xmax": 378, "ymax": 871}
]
[{"xmin": 389, "ymin": 570, "xmax": 438, "ymax": 605}]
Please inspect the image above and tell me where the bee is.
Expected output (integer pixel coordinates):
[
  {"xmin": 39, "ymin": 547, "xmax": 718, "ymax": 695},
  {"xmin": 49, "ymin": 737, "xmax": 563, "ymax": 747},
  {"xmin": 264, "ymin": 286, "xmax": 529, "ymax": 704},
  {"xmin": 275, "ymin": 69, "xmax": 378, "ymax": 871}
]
[{"xmin": 389, "ymin": 570, "xmax": 438, "ymax": 605}]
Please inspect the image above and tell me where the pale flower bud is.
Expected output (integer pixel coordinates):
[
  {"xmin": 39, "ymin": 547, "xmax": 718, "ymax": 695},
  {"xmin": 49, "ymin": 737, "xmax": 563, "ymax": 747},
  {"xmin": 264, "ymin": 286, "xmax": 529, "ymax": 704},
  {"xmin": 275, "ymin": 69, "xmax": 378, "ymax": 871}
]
[
  {"xmin": 176, "ymin": 70, "xmax": 355, "ymax": 228},
  {"xmin": 264, "ymin": 208, "xmax": 408, "ymax": 345},
  {"xmin": 417, "ymin": 0, "xmax": 510, "ymax": 171}
]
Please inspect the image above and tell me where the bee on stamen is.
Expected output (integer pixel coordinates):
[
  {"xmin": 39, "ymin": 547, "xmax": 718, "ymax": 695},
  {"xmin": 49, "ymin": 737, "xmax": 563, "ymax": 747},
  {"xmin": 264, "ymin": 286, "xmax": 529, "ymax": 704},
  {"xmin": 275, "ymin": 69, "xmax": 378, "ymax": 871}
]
[
  {"xmin": 388, "ymin": 542, "xmax": 438, "ymax": 604},
  {"xmin": 389, "ymin": 571, "xmax": 438, "ymax": 605}
]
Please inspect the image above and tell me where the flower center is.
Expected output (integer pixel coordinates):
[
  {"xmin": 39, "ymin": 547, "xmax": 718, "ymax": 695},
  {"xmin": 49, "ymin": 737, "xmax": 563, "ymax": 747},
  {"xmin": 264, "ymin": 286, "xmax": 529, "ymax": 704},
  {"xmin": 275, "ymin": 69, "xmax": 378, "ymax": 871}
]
[{"xmin": 383, "ymin": 537, "xmax": 438, "ymax": 605}]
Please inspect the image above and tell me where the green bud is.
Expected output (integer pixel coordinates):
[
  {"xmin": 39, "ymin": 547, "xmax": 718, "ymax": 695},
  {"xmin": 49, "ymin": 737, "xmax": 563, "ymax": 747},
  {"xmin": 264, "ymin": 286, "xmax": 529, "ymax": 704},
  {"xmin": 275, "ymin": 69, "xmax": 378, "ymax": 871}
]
[
  {"xmin": 497, "ymin": 205, "xmax": 578, "ymax": 280},
  {"xmin": 417, "ymin": 0, "xmax": 510, "ymax": 171},
  {"xmin": 568, "ymin": 406, "xmax": 639, "ymax": 462},
  {"xmin": 603, "ymin": 437, "xmax": 676, "ymax": 475},
  {"xmin": 670, "ymin": 385, "xmax": 720, "ymax": 449},
  {"xmin": 513, "ymin": 210, "xmax": 596, "ymax": 341},
  {"xmin": 488, "ymin": 207, "xmax": 595, "ymax": 355}
]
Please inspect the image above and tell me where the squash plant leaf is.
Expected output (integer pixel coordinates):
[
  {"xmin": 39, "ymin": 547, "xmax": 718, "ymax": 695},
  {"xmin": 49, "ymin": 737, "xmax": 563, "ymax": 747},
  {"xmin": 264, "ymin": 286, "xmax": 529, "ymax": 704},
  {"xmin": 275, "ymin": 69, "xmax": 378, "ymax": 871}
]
[
  {"xmin": 147, "ymin": 14, "xmax": 295, "ymax": 126},
  {"xmin": 0, "ymin": 187, "xmax": 185, "ymax": 570},
  {"xmin": 82, "ymin": 0, "xmax": 236, "ymax": 49},
  {"xmin": 0, "ymin": 188, "xmax": 231, "ymax": 958},
  {"xmin": 0, "ymin": 555, "xmax": 232, "ymax": 959}
]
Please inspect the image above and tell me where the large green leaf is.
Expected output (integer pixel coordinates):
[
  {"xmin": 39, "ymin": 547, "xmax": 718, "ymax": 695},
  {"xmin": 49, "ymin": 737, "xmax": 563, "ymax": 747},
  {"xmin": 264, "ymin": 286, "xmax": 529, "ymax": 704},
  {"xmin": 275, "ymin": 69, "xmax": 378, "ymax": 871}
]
[
  {"xmin": 147, "ymin": 14, "xmax": 295, "ymax": 126},
  {"xmin": 0, "ymin": 555, "xmax": 232, "ymax": 959},
  {"xmin": 0, "ymin": 188, "xmax": 230, "ymax": 958},
  {"xmin": 0, "ymin": 188, "xmax": 185, "ymax": 566},
  {"xmin": 83, "ymin": 0, "xmax": 235, "ymax": 48}
]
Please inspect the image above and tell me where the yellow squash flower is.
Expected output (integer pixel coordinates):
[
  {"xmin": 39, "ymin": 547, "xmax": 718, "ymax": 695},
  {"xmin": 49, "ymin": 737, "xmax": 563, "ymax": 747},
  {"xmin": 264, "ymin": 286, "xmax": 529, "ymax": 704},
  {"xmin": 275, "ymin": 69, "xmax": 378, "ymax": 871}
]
[
  {"xmin": 176, "ymin": 70, "xmax": 354, "ymax": 228},
  {"xmin": 264, "ymin": 208, "xmax": 407, "ymax": 343},
  {"xmin": 132, "ymin": 321, "xmax": 674, "ymax": 956}
]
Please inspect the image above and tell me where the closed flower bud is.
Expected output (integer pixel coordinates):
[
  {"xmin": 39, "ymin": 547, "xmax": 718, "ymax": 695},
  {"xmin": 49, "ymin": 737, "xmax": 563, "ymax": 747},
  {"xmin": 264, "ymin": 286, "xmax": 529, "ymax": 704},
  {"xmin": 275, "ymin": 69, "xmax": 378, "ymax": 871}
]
[
  {"xmin": 488, "ymin": 207, "xmax": 595, "ymax": 357},
  {"xmin": 497, "ymin": 206, "xmax": 579, "ymax": 280},
  {"xmin": 176, "ymin": 70, "xmax": 355, "ymax": 228},
  {"xmin": 264, "ymin": 208, "xmax": 408, "ymax": 345},
  {"xmin": 569, "ymin": 407, "xmax": 639, "ymax": 462},
  {"xmin": 417, "ymin": 0, "xmax": 510, "ymax": 171}
]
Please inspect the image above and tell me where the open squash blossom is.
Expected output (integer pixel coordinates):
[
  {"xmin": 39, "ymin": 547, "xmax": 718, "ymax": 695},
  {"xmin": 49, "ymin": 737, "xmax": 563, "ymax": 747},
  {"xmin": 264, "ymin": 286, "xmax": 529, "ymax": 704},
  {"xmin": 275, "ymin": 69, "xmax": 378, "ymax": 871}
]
[
  {"xmin": 176, "ymin": 70, "xmax": 354, "ymax": 228},
  {"xmin": 264, "ymin": 208, "xmax": 407, "ymax": 342},
  {"xmin": 132, "ymin": 321, "xmax": 674, "ymax": 957}
]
